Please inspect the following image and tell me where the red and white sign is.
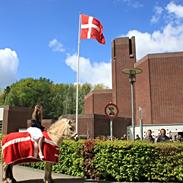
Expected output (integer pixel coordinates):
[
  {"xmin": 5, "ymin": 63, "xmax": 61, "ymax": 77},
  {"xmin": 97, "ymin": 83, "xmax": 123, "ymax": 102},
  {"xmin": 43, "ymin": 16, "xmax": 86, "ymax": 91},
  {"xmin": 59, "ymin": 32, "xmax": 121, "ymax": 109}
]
[{"xmin": 105, "ymin": 103, "xmax": 119, "ymax": 119}]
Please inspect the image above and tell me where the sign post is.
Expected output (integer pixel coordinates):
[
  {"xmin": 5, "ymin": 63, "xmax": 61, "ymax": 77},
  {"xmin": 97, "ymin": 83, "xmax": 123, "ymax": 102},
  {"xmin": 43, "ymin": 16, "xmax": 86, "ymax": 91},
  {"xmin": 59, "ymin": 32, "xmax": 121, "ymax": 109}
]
[
  {"xmin": 105, "ymin": 103, "xmax": 119, "ymax": 140},
  {"xmin": 110, "ymin": 119, "xmax": 113, "ymax": 140}
]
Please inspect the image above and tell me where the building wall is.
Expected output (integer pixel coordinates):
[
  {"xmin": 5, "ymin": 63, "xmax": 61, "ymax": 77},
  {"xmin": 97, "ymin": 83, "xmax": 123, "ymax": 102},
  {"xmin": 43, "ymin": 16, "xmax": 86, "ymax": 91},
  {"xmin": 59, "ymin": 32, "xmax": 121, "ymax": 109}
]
[
  {"xmin": 84, "ymin": 90, "xmax": 112, "ymax": 115},
  {"xmin": 0, "ymin": 107, "xmax": 3, "ymax": 121},
  {"xmin": 3, "ymin": 106, "xmax": 32, "ymax": 134},
  {"xmin": 84, "ymin": 92, "xmax": 94, "ymax": 114},
  {"xmin": 93, "ymin": 115, "xmax": 131, "ymax": 138},
  {"xmin": 135, "ymin": 56, "xmax": 152, "ymax": 125},
  {"xmin": 128, "ymin": 124, "xmax": 183, "ymax": 140},
  {"xmin": 150, "ymin": 53, "xmax": 183, "ymax": 124},
  {"xmin": 63, "ymin": 114, "xmax": 131, "ymax": 139},
  {"xmin": 62, "ymin": 114, "xmax": 93, "ymax": 137},
  {"xmin": 112, "ymin": 37, "xmax": 136, "ymax": 118},
  {"xmin": 135, "ymin": 52, "xmax": 183, "ymax": 125}
]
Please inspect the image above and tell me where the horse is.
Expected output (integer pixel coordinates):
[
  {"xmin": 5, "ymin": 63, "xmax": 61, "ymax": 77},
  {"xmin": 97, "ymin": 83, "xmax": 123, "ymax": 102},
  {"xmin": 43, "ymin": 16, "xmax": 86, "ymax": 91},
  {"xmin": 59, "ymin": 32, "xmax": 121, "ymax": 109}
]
[{"xmin": 2, "ymin": 118, "xmax": 77, "ymax": 183}]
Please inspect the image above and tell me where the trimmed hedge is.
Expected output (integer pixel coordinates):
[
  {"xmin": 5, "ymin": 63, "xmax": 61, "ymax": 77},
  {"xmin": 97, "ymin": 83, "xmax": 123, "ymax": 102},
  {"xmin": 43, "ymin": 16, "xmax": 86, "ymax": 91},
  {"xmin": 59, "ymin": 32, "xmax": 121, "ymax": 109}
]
[
  {"xmin": 24, "ymin": 140, "xmax": 84, "ymax": 177},
  {"xmin": 92, "ymin": 141, "xmax": 183, "ymax": 182},
  {"xmin": 4, "ymin": 139, "xmax": 183, "ymax": 182}
]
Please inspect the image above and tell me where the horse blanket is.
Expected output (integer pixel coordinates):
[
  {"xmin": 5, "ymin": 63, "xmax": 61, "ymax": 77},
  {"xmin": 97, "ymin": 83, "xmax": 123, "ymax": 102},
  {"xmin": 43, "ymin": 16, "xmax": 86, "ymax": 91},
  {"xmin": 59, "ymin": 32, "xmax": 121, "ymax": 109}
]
[{"xmin": 2, "ymin": 131, "xmax": 59, "ymax": 165}]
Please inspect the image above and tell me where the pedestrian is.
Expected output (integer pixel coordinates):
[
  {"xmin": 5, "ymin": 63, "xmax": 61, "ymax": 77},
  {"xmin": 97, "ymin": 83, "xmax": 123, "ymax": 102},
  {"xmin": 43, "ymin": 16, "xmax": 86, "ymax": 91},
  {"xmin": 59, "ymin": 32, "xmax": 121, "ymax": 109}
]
[
  {"xmin": 121, "ymin": 134, "xmax": 127, "ymax": 140},
  {"xmin": 135, "ymin": 134, "xmax": 141, "ymax": 140},
  {"xmin": 156, "ymin": 128, "xmax": 170, "ymax": 142},
  {"xmin": 144, "ymin": 129, "xmax": 154, "ymax": 143}
]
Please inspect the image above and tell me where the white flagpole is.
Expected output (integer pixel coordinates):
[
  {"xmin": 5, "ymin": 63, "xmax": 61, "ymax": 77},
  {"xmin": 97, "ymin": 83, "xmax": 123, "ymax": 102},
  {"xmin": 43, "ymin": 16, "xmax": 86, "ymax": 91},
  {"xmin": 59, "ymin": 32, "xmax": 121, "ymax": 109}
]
[{"xmin": 76, "ymin": 14, "xmax": 81, "ymax": 134}]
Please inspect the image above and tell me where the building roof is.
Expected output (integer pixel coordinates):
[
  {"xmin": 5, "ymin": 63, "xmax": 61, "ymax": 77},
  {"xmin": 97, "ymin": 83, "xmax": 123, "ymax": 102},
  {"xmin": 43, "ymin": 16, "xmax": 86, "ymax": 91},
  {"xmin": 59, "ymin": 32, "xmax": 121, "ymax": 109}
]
[
  {"xmin": 135, "ymin": 51, "xmax": 183, "ymax": 67},
  {"xmin": 84, "ymin": 89, "xmax": 112, "ymax": 100}
]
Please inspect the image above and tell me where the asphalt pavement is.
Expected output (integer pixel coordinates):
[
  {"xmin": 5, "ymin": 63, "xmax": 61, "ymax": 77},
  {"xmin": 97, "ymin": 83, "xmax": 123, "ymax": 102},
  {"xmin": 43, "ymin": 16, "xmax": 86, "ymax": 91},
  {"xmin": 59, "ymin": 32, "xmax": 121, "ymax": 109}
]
[
  {"xmin": 0, "ymin": 164, "xmax": 159, "ymax": 183},
  {"xmin": 0, "ymin": 164, "xmax": 85, "ymax": 183}
]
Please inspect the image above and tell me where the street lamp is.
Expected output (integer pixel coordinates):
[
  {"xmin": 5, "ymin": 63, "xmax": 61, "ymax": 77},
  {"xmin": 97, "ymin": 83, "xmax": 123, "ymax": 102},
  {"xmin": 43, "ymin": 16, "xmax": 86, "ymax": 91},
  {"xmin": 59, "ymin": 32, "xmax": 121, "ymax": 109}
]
[{"xmin": 122, "ymin": 68, "xmax": 142, "ymax": 141}]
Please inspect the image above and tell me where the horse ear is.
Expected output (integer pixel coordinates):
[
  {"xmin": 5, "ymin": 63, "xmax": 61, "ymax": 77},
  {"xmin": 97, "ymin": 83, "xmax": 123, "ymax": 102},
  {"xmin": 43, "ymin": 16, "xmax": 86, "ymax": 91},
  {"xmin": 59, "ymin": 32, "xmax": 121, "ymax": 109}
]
[{"xmin": 66, "ymin": 119, "xmax": 72, "ymax": 126}]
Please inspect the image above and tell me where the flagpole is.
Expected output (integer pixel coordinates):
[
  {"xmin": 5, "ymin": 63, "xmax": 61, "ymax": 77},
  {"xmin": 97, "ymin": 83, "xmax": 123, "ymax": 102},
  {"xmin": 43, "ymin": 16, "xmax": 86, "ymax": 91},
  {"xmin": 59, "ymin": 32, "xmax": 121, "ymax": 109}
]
[{"xmin": 76, "ymin": 14, "xmax": 81, "ymax": 134}]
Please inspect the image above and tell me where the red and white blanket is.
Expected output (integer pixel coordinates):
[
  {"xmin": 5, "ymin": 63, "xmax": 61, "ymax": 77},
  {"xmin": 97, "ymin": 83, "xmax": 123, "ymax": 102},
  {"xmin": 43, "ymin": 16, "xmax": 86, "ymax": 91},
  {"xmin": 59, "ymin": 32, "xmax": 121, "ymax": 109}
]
[{"xmin": 2, "ymin": 131, "xmax": 59, "ymax": 165}]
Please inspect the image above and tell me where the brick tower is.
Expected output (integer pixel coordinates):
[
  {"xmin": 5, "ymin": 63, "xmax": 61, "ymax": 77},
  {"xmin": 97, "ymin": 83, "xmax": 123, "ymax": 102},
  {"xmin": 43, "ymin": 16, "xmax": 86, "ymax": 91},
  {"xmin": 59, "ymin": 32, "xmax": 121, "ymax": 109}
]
[{"xmin": 112, "ymin": 37, "xmax": 136, "ymax": 118}]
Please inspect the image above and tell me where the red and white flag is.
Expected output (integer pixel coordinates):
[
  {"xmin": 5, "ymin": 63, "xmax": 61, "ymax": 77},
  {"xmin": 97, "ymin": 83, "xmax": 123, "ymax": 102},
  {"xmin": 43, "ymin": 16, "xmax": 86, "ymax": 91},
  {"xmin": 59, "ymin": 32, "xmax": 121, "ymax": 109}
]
[{"xmin": 80, "ymin": 14, "xmax": 105, "ymax": 44}]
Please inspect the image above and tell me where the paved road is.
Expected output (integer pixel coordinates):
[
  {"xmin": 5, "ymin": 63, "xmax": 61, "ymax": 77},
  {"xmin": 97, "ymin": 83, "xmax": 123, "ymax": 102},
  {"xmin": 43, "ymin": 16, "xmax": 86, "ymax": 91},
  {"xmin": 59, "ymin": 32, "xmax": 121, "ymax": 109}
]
[
  {"xmin": 0, "ymin": 164, "xmax": 161, "ymax": 183},
  {"xmin": 0, "ymin": 164, "xmax": 86, "ymax": 183}
]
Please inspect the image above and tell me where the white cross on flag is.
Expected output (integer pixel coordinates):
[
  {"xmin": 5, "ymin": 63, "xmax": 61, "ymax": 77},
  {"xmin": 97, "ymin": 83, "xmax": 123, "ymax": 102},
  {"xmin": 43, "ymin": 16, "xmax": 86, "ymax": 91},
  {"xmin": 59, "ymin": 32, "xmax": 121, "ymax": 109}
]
[{"xmin": 80, "ymin": 14, "xmax": 105, "ymax": 44}]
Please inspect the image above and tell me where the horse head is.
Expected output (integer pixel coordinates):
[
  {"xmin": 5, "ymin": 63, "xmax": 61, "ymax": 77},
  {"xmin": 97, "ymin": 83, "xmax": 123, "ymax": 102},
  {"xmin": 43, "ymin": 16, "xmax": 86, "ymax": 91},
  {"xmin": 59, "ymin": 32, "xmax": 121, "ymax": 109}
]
[{"xmin": 47, "ymin": 118, "xmax": 77, "ymax": 145}]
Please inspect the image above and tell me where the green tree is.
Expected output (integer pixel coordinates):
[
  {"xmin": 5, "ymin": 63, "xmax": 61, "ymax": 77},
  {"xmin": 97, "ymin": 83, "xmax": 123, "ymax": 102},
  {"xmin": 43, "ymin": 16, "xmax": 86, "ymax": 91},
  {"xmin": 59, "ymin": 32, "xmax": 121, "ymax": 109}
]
[
  {"xmin": 94, "ymin": 83, "xmax": 108, "ymax": 90},
  {"xmin": 4, "ymin": 78, "xmax": 54, "ymax": 118},
  {"xmin": 2, "ymin": 78, "xmax": 105, "ymax": 119}
]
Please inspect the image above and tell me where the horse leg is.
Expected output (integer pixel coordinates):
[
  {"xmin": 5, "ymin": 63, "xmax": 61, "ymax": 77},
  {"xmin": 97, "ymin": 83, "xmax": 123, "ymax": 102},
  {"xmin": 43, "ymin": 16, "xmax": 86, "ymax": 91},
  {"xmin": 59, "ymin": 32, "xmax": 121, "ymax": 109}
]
[
  {"xmin": 44, "ymin": 162, "xmax": 53, "ymax": 183},
  {"xmin": 8, "ymin": 165, "xmax": 17, "ymax": 183},
  {"xmin": 2, "ymin": 164, "xmax": 17, "ymax": 183},
  {"xmin": 2, "ymin": 162, "xmax": 9, "ymax": 183}
]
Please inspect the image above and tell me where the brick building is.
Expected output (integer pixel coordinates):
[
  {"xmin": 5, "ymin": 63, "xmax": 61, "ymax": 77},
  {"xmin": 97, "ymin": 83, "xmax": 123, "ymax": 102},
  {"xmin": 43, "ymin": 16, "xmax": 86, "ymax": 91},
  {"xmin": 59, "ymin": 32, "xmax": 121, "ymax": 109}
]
[
  {"xmin": 134, "ymin": 52, "xmax": 183, "ymax": 138},
  {"xmin": 83, "ymin": 37, "xmax": 183, "ymax": 139},
  {"xmin": 83, "ymin": 37, "xmax": 135, "ymax": 138},
  {"xmin": 84, "ymin": 89, "xmax": 112, "ymax": 115},
  {"xmin": 3, "ymin": 36, "xmax": 183, "ymax": 139}
]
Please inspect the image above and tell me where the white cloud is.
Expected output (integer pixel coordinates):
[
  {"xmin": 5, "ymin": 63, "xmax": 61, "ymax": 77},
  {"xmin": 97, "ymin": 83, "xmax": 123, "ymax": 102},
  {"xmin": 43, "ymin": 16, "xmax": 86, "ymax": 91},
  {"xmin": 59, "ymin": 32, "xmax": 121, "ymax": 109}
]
[
  {"xmin": 65, "ymin": 54, "xmax": 112, "ymax": 88},
  {"xmin": 48, "ymin": 39, "xmax": 65, "ymax": 52},
  {"xmin": 151, "ymin": 6, "xmax": 164, "ymax": 23},
  {"xmin": 124, "ymin": 1, "xmax": 183, "ymax": 60},
  {"xmin": 166, "ymin": 1, "xmax": 183, "ymax": 18},
  {"xmin": 0, "ymin": 48, "xmax": 19, "ymax": 88}
]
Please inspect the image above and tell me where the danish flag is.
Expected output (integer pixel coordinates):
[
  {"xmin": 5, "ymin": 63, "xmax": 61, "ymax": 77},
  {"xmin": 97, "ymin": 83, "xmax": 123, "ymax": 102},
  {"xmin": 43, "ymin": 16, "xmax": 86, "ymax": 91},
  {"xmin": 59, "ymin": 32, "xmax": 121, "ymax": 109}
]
[{"xmin": 80, "ymin": 14, "xmax": 105, "ymax": 44}]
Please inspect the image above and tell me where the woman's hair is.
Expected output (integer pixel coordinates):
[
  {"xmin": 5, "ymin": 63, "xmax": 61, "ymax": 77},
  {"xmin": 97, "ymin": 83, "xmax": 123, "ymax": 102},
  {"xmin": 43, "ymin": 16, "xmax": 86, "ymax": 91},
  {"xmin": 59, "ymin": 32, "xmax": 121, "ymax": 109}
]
[{"xmin": 32, "ymin": 104, "xmax": 43, "ymax": 121}]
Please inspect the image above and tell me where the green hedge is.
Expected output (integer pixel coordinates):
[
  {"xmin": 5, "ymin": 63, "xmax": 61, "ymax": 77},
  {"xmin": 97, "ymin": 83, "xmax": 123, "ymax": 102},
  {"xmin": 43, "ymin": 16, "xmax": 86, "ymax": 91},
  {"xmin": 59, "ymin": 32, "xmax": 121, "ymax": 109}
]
[
  {"xmin": 24, "ymin": 140, "xmax": 84, "ymax": 177},
  {"xmin": 7, "ymin": 139, "xmax": 183, "ymax": 182},
  {"xmin": 93, "ymin": 141, "xmax": 183, "ymax": 182}
]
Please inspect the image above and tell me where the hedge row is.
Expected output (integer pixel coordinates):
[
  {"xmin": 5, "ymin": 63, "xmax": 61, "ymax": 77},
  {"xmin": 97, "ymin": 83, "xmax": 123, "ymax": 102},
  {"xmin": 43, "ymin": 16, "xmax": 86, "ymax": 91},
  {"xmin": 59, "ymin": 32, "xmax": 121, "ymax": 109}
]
[
  {"xmin": 92, "ymin": 141, "xmax": 183, "ymax": 182},
  {"xmin": 2, "ymin": 138, "xmax": 183, "ymax": 182}
]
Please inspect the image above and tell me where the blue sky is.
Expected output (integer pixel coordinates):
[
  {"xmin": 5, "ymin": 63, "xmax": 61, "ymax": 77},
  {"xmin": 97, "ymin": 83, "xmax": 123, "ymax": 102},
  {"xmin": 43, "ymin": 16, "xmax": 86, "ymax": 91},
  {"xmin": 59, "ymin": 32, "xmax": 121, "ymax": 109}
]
[{"xmin": 0, "ymin": 0, "xmax": 183, "ymax": 88}]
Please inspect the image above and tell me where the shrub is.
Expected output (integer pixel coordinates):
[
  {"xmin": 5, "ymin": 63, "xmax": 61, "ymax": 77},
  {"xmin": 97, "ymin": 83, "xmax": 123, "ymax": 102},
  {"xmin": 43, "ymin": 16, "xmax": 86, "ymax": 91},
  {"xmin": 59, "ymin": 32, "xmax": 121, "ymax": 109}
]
[
  {"xmin": 6, "ymin": 138, "xmax": 183, "ymax": 182},
  {"xmin": 52, "ymin": 140, "xmax": 84, "ymax": 177},
  {"xmin": 93, "ymin": 140, "xmax": 159, "ymax": 182}
]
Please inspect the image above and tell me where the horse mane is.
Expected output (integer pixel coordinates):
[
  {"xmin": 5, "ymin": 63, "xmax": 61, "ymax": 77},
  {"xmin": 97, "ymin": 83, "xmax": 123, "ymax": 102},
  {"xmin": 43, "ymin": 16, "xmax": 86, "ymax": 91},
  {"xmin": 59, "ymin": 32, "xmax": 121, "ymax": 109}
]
[{"xmin": 47, "ymin": 118, "xmax": 73, "ymax": 145}]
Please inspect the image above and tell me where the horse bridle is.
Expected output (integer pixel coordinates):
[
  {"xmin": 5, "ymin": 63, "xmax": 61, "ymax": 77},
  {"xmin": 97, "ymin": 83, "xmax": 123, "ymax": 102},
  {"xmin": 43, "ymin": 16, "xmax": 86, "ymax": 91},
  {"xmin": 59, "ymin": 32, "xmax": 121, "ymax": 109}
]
[{"xmin": 71, "ymin": 133, "xmax": 79, "ymax": 141}]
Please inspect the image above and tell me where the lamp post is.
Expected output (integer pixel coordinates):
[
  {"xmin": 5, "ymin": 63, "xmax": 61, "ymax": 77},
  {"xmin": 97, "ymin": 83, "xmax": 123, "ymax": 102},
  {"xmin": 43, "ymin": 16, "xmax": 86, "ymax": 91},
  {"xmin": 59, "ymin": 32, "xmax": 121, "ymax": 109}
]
[
  {"xmin": 139, "ymin": 106, "xmax": 143, "ymax": 140},
  {"xmin": 122, "ymin": 68, "xmax": 142, "ymax": 141}
]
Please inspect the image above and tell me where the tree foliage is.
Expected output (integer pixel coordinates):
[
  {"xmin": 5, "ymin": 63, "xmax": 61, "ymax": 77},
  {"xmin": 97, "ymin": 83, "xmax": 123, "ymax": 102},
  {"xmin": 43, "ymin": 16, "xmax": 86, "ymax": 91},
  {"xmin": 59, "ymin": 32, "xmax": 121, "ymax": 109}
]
[{"xmin": 0, "ymin": 78, "xmax": 107, "ymax": 118}]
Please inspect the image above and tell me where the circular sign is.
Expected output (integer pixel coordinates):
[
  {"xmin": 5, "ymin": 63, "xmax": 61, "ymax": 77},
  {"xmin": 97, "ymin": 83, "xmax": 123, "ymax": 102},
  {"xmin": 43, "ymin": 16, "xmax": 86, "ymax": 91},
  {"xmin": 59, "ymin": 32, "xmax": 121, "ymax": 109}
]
[{"xmin": 105, "ymin": 103, "xmax": 119, "ymax": 119}]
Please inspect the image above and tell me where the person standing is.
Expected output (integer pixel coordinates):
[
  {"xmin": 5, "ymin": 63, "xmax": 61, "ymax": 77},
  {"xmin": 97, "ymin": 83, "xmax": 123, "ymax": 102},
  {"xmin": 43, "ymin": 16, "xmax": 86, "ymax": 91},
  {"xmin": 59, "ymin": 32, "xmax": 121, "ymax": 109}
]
[
  {"xmin": 156, "ymin": 129, "xmax": 170, "ymax": 142},
  {"xmin": 144, "ymin": 129, "xmax": 154, "ymax": 143}
]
